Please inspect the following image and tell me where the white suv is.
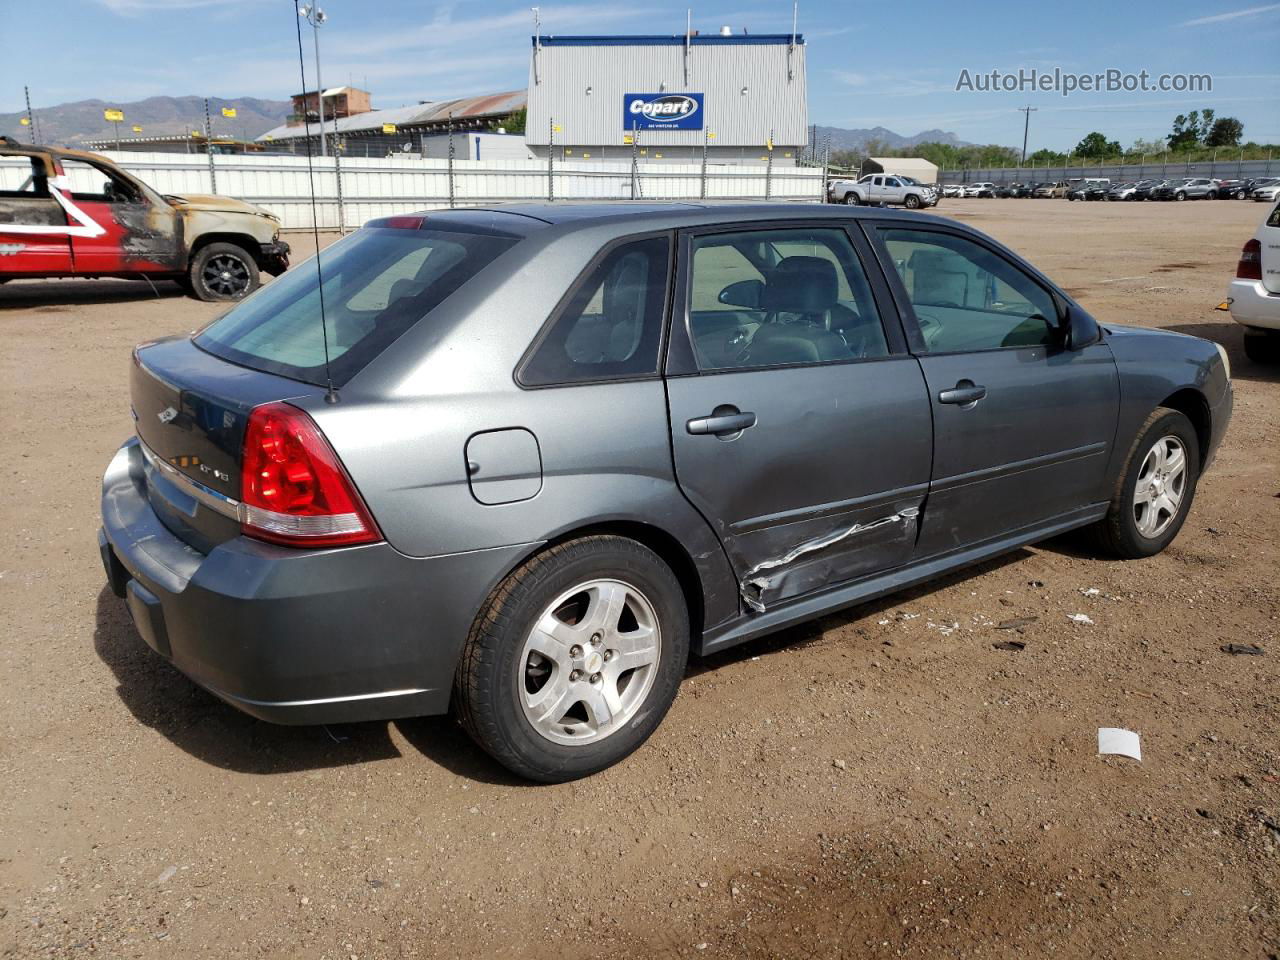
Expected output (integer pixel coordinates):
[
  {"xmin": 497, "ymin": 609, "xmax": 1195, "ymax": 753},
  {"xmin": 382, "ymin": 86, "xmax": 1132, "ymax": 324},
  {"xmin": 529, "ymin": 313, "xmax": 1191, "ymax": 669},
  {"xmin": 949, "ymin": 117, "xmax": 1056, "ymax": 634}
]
[{"xmin": 1226, "ymin": 202, "xmax": 1280, "ymax": 363}]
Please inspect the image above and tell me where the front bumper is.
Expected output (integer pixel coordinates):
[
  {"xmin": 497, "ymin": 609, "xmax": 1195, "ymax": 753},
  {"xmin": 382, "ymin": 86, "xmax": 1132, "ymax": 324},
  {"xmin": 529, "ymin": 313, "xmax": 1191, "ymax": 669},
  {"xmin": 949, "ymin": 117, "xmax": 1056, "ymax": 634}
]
[
  {"xmin": 99, "ymin": 439, "xmax": 533, "ymax": 725},
  {"xmin": 1227, "ymin": 279, "xmax": 1280, "ymax": 331},
  {"xmin": 258, "ymin": 240, "xmax": 290, "ymax": 276}
]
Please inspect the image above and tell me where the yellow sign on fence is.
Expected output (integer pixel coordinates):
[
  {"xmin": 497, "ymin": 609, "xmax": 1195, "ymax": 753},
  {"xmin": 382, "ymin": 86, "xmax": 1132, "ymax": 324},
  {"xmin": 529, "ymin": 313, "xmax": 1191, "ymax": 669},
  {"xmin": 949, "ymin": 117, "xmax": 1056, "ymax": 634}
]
[
  {"xmin": 382, "ymin": 123, "xmax": 397, "ymax": 134},
  {"xmin": 20, "ymin": 117, "xmax": 30, "ymax": 126},
  {"xmin": 104, "ymin": 108, "xmax": 124, "ymax": 122},
  {"xmin": 221, "ymin": 107, "xmax": 237, "ymax": 119},
  {"xmin": 132, "ymin": 125, "xmax": 143, "ymax": 133}
]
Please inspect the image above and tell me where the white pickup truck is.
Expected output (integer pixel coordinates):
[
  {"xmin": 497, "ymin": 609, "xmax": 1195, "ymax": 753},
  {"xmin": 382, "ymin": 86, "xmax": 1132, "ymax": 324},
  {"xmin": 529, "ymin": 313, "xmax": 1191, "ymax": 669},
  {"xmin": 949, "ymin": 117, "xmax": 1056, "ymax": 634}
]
[
  {"xmin": 828, "ymin": 173, "xmax": 938, "ymax": 209},
  {"xmin": 1226, "ymin": 201, "xmax": 1280, "ymax": 363}
]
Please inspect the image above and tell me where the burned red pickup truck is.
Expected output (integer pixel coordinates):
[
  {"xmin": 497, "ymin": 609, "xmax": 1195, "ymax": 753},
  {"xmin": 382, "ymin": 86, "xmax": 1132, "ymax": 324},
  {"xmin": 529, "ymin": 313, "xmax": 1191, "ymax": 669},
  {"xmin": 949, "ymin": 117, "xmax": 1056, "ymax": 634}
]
[{"xmin": 0, "ymin": 138, "xmax": 288, "ymax": 300}]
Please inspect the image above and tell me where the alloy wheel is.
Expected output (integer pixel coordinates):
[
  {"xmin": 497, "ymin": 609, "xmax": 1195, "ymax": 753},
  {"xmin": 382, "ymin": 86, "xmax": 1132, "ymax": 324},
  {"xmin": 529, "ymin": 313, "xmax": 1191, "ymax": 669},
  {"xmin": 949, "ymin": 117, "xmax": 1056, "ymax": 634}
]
[
  {"xmin": 518, "ymin": 579, "xmax": 661, "ymax": 746},
  {"xmin": 1133, "ymin": 435, "xmax": 1188, "ymax": 538},
  {"xmin": 202, "ymin": 253, "xmax": 252, "ymax": 297}
]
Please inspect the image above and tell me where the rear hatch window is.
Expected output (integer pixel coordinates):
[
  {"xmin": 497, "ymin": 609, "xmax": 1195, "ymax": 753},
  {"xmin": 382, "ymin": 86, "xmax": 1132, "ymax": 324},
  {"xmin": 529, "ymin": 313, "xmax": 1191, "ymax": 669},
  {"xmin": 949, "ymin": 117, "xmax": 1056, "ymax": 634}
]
[{"xmin": 195, "ymin": 225, "xmax": 518, "ymax": 386}]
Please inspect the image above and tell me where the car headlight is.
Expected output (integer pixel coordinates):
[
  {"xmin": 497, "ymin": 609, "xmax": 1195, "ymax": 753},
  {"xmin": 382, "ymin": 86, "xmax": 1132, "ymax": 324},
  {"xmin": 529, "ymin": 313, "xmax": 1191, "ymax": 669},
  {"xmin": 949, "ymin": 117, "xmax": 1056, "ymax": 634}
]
[{"xmin": 1214, "ymin": 341, "xmax": 1231, "ymax": 380}]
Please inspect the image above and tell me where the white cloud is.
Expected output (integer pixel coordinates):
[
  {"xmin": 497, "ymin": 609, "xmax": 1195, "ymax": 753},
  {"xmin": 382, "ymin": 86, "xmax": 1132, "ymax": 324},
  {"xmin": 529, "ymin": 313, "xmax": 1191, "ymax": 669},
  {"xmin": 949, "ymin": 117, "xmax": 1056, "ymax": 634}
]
[{"xmin": 1178, "ymin": 3, "xmax": 1280, "ymax": 27}]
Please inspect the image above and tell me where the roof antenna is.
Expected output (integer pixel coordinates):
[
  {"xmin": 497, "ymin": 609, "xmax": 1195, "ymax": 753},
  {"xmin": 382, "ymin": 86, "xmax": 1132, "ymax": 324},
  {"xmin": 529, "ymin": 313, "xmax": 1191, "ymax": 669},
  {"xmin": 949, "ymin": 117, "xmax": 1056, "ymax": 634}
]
[{"xmin": 293, "ymin": 0, "xmax": 338, "ymax": 404}]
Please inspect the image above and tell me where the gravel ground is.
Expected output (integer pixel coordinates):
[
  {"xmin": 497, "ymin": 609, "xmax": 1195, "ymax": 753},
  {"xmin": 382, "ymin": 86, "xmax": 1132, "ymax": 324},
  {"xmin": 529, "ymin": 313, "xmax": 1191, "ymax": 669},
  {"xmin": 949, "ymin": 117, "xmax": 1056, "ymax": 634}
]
[{"xmin": 1, "ymin": 199, "xmax": 1277, "ymax": 960}]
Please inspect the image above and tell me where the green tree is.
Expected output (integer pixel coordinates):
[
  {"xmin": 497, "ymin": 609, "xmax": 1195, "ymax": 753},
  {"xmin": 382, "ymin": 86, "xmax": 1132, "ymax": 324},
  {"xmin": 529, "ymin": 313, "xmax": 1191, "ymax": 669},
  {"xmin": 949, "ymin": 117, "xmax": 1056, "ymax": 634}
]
[
  {"xmin": 498, "ymin": 106, "xmax": 526, "ymax": 135},
  {"xmin": 1073, "ymin": 132, "xmax": 1121, "ymax": 158},
  {"xmin": 1026, "ymin": 147, "xmax": 1066, "ymax": 165},
  {"xmin": 1168, "ymin": 108, "xmax": 1217, "ymax": 151},
  {"xmin": 1128, "ymin": 138, "xmax": 1166, "ymax": 156},
  {"xmin": 1205, "ymin": 116, "xmax": 1244, "ymax": 147}
]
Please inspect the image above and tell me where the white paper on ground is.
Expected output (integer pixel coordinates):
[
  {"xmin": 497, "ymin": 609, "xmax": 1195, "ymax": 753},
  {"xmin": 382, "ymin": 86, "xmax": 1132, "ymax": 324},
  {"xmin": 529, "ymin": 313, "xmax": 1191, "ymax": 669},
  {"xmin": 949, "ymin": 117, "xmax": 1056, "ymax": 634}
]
[{"xmin": 1098, "ymin": 727, "xmax": 1142, "ymax": 761}]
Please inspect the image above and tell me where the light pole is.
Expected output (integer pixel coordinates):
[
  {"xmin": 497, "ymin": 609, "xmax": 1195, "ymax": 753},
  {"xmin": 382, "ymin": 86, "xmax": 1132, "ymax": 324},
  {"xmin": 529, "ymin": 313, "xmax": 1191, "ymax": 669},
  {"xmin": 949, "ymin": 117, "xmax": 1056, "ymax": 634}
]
[{"xmin": 298, "ymin": 4, "xmax": 328, "ymax": 157}]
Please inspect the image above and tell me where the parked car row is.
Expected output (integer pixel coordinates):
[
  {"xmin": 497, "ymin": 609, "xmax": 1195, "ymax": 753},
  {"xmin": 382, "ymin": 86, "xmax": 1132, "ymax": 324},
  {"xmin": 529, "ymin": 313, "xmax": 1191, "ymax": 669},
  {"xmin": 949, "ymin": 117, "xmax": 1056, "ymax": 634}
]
[{"xmin": 938, "ymin": 176, "xmax": 1279, "ymax": 202}]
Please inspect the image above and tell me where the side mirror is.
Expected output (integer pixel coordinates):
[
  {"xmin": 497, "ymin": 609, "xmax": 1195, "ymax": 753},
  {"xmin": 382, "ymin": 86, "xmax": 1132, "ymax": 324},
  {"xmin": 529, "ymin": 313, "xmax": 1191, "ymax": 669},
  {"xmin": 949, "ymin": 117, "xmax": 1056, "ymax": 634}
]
[
  {"xmin": 718, "ymin": 278, "xmax": 764, "ymax": 309},
  {"xmin": 1056, "ymin": 302, "xmax": 1100, "ymax": 349}
]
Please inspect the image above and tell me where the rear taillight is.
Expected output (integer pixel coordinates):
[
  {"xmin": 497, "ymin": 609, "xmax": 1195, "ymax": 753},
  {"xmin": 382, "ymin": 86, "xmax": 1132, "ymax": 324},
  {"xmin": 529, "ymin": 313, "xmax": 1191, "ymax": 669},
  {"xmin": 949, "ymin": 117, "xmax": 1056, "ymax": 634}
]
[
  {"xmin": 240, "ymin": 402, "xmax": 381, "ymax": 548},
  {"xmin": 1237, "ymin": 238, "xmax": 1262, "ymax": 281}
]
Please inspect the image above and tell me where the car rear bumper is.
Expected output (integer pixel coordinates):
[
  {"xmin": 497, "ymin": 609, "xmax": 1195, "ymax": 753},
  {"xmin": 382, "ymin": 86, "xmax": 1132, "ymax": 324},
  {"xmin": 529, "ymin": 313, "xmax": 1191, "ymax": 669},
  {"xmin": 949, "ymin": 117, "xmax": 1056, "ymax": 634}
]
[
  {"xmin": 1228, "ymin": 279, "xmax": 1280, "ymax": 331},
  {"xmin": 99, "ymin": 439, "xmax": 534, "ymax": 725}
]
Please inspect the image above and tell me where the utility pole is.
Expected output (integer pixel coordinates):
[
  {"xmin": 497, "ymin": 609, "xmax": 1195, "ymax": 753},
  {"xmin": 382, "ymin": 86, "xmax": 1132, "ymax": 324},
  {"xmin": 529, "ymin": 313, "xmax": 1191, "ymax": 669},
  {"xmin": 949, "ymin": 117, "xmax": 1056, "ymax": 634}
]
[
  {"xmin": 298, "ymin": 4, "xmax": 328, "ymax": 157},
  {"xmin": 203, "ymin": 97, "xmax": 217, "ymax": 194},
  {"xmin": 1017, "ymin": 105, "xmax": 1037, "ymax": 164},
  {"xmin": 24, "ymin": 86, "xmax": 37, "ymax": 144}
]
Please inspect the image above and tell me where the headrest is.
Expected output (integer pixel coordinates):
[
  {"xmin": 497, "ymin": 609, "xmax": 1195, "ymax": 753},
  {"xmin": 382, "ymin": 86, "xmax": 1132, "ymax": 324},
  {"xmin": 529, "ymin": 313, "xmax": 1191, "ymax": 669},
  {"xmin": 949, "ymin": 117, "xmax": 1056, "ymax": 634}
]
[{"xmin": 761, "ymin": 256, "xmax": 838, "ymax": 314}]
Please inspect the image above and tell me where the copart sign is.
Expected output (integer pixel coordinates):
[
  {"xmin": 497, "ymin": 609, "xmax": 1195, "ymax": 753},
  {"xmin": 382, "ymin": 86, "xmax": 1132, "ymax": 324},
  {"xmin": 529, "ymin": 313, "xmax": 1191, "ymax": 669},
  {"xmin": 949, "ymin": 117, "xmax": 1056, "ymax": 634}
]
[{"xmin": 622, "ymin": 93, "xmax": 704, "ymax": 131}]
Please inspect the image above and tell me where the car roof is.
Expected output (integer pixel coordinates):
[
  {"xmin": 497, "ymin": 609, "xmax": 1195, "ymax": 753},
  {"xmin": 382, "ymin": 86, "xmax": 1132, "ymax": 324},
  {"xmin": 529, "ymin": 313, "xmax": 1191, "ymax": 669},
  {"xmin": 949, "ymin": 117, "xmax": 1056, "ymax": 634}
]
[
  {"xmin": 0, "ymin": 141, "xmax": 119, "ymax": 166},
  {"xmin": 425, "ymin": 201, "xmax": 954, "ymax": 233}
]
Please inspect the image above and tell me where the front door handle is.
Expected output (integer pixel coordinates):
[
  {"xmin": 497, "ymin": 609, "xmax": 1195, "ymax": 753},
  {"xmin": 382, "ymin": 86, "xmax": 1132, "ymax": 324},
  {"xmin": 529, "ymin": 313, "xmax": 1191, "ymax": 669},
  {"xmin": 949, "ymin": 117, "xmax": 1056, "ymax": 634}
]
[
  {"xmin": 938, "ymin": 380, "xmax": 987, "ymax": 405},
  {"xmin": 687, "ymin": 408, "xmax": 757, "ymax": 436}
]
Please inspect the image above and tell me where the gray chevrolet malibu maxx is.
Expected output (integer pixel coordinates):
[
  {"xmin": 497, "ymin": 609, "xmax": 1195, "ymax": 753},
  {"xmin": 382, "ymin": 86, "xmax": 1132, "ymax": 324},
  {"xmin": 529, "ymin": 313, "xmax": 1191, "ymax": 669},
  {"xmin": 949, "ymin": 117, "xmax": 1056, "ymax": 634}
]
[{"xmin": 100, "ymin": 202, "xmax": 1232, "ymax": 781}]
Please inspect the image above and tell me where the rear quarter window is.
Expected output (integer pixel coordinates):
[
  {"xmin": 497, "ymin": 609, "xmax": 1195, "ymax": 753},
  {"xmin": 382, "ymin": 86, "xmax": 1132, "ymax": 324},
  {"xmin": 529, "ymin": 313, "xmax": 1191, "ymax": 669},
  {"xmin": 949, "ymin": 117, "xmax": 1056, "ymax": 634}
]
[
  {"xmin": 195, "ymin": 226, "xmax": 517, "ymax": 387},
  {"xmin": 1268, "ymin": 204, "xmax": 1280, "ymax": 229}
]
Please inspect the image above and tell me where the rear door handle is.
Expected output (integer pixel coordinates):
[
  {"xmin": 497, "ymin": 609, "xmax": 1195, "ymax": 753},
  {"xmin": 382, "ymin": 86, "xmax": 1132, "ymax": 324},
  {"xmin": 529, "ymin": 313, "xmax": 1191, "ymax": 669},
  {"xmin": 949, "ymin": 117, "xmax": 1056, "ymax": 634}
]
[
  {"xmin": 938, "ymin": 380, "xmax": 987, "ymax": 405},
  {"xmin": 686, "ymin": 409, "xmax": 757, "ymax": 436}
]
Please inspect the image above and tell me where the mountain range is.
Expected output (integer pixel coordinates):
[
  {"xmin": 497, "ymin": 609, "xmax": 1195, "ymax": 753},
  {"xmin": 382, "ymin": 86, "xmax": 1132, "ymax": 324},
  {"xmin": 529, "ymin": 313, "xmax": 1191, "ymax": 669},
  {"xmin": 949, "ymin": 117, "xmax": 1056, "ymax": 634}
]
[
  {"xmin": 1, "ymin": 96, "xmax": 293, "ymax": 144},
  {"xmin": 813, "ymin": 125, "xmax": 973, "ymax": 152}
]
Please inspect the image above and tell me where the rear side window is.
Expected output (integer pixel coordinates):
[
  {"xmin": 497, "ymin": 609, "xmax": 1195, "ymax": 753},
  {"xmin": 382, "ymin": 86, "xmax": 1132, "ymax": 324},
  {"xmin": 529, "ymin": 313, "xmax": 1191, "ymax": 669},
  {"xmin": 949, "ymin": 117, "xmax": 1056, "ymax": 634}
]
[
  {"xmin": 1268, "ymin": 204, "xmax": 1280, "ymax": 229},
  {"xmin": 196, "ymin": 226, "xmax": 517, "ymax": 387},
  {"xmin": 519, "ymin": 235, "xmax": 671, "ymax": 386}
]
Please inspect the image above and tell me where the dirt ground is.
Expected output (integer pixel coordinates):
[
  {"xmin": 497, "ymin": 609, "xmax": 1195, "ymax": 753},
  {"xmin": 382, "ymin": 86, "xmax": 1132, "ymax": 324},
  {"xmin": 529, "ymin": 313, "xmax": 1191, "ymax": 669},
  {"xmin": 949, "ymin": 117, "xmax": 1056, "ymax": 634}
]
[{"xmin": 2, "ymin": 199, "xmax": 1277, "ymax": 960}]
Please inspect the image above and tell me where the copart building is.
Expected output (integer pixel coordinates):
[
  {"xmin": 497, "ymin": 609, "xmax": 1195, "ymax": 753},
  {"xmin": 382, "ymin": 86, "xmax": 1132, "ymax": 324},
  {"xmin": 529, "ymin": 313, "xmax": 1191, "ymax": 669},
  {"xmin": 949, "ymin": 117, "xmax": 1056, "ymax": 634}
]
[{"xmin": 525, "ymin": 30, "xmax": 809, "ymax": 165}]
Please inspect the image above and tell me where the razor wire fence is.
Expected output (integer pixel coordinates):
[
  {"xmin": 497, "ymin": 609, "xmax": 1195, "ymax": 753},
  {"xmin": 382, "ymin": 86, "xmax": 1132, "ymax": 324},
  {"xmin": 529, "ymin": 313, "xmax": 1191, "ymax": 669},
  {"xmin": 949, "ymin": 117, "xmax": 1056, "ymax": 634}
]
[{"xmin": 89, "ymin": 150, "xmax": 828, "ymax": 230}]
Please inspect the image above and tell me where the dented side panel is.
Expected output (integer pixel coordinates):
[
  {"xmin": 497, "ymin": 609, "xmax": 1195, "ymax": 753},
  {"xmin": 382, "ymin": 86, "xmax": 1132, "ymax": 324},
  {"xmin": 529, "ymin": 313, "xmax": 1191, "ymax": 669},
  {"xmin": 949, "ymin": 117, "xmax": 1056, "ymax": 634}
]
[{"xmin": 666, "ymin": 356, "xmax": 933, "ymax": 613}]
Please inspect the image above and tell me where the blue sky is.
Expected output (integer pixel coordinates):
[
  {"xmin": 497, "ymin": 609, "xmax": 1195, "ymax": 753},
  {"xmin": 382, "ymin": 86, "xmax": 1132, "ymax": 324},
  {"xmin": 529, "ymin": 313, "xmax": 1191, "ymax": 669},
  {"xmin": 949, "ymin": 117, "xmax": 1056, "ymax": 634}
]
[{"xmin": 3, "ymin": 0, "xmax": 1278, "ymax": 149}]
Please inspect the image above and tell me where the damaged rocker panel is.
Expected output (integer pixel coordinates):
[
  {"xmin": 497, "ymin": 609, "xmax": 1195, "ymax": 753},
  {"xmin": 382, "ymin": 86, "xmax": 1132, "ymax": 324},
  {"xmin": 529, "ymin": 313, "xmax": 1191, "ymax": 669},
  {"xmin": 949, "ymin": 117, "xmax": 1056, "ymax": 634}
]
[{"xmin": 740, "ymin": 506, "xmax": 921, "ymax": 613}]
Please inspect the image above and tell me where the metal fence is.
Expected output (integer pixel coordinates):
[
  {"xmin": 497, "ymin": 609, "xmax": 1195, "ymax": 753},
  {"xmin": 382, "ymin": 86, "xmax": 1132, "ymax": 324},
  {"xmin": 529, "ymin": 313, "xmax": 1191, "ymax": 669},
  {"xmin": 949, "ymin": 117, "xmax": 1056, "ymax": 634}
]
[
  {"xmin": 941, "ymin": 157, "xmax": 1279, "ymax": 185},
  {"xmin": 88, "ymin": 151, "xmax": 827, "ymax": 230}
]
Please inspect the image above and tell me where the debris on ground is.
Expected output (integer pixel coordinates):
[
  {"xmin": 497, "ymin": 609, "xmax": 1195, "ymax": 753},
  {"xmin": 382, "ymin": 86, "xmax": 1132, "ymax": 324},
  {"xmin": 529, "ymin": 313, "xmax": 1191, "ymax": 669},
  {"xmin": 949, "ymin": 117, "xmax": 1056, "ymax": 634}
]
[
  {"xmin": 993, "ymin": 639, "xmax": 1027, "ymax": 651},
  {"xmin": 1067, "ymin": 613, "xmax": 1095, "ymax": 625},
  {"xmin": 996, "ymin": 616, "xmax": 1038, "ymax": 631},
  {"xmin": 1098, "ymin": 728, "xmax": 1142, "ymax": 762},
  {"xmin": 1220, "ymin": 643, "xmax": 1265, "ymax": 656}
]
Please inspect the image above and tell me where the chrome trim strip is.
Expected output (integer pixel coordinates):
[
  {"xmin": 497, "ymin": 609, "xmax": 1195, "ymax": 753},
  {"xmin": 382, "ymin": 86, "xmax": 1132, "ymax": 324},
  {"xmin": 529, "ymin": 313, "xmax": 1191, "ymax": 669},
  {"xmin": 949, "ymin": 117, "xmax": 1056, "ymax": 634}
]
[
  {"xmin": 209, "ymin": 684, "xmax": 432, "ymax": 709},
  {"xmin": 138, "ymin": 438, "xmax": 241, "ymax": 522}
]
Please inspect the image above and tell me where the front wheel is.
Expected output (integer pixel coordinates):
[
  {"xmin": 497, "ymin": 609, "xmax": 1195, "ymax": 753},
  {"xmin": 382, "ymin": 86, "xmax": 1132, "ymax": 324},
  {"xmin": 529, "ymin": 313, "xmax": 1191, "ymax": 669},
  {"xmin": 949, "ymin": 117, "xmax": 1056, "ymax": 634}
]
[
  {"xmin": 904, "ymin": 194, "xmax": 921, "ymax": 209},
  {"xmin": 1090, "ymin": 408, "xmax": 1200, "ymax": 559},
  {"xmin": 454, "ymin": 536, "xmax": 690, "ymax": 782},
  {"xmin": 188, "ymin": 242, "xmax": 260, "ymax": 301},
  {"xmin": 1175, "ymin": 190, "xmax": 1187, "ymax": 201}
]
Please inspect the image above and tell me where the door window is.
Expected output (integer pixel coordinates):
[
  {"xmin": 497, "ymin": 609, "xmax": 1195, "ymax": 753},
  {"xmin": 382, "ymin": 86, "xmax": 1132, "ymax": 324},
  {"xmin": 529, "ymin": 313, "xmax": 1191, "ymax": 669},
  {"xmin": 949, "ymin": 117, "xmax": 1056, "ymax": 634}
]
[
  {"xmin": 881, "ymin": 228, "xmax": 1059, "ymax": 353},
  {"xmin": 519, "ymin": 235, "xmax": 671, "ymax": 386},
  {"xmin": 687, "ymin": 228, "xmax": 889, "ymax": 370},
  {"xmin": 0, "ymin": 156, "xmax": 50, "ymax": 197},
  {"xmin": 60, "ymin": 159, "xmax": 141, "ymax": 204}
]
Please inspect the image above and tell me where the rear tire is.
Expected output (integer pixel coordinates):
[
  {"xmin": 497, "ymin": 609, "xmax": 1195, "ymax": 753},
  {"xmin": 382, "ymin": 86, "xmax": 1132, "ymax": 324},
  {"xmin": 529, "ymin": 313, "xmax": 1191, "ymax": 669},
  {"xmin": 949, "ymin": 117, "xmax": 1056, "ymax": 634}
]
[
  {"xmin": 188, "ymin": 242, "xmax": 259, "ymax": 302},
  {"xmin": 454, "ymin": 536, "xmax": 690, "ymax": 782},
  {"xmin": 1089, "ymin": 408, "xmax": 1200, "ymax": 559},
  {"xmin": 1243, "ymin": 330, "xmax": 1280, "ymax": 364},
  {"xmin": 843, "ymin": 193, "xmax": 860, "ymax": 205}
]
